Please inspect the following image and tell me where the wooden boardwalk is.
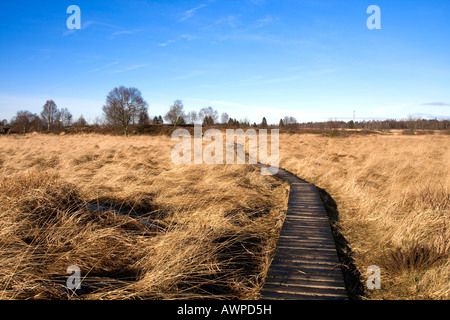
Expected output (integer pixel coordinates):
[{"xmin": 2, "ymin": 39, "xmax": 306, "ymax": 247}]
[{"xmin": 260, "ymin": 167, "xmax": 348, "ymax": 300}]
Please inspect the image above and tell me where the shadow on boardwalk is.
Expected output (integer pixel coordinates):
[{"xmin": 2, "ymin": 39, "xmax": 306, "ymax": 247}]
[{"xmin": 316, "ymin": 187, "xmax": 365, "ymax": 300}]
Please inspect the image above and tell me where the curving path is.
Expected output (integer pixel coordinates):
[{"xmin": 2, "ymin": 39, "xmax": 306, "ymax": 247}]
[{"xmin": 259, "ymin": 166, "xmax": 348, "ymax": 300}]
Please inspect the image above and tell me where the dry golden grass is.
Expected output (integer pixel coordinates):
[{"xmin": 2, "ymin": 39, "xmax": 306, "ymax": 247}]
[
  {"xmin": 1, "ymin": 131, "xmax": 448, "ymax": 300},
  {"xmin": 279, "ymin": 133, "xmax": 449, "ymax": 299},
  {"xmin": 0, "ymin": 133, "xmax": 288, "ymax": 299}
]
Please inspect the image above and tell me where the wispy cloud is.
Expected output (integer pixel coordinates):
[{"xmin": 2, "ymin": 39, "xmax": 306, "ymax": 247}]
[
  {"xmin": 62, "ymin": 20, "xmax": 95, "ymax": 36},
  {"xmin": 179, "ymin": 4, "xmax": 207, "ymax": 22},
  {"xmin": 50, "ymin": 61, "xmax": 121, "ymax": 87},
  {"xmin": 212, "ymin": 31, "xmax": 318, "ymax": 48},
  {"xmin": 109, "ymin": 29, "xmax": 142, "ymax": 39},
  {"xmin": 49, "ymin": 80, "xmax": 72, "ymax": 89},
  {"xmin": 421, "ymin": 102, "xmax": 450, "ymax": 107},
  {"xmin": 83, "ymin": 21, "xmax": 95, "ymax": 29},
  {"xmin": 402, "ymin": 112, "xmax": 449, "ymax": 120},
  {"xmin": 75, "ymin": 56, "xmax": 102, "ymax": 64},
  {"xmin": 158, "ymin": 34, "xmax": 196, "ymax": 47},
  {"xmin": 111, "ymin": 64, "xmax": 147, "ymax": 73},
  {"xmin": 255, "ymin": 15, "xmax": 276, "ymax": 28},
  {"xmin": 215, "ymin": 15, "xmax": 241, "ymax": 28},
  {"xmin": 89, "ymin": 61, "xmax": 120, "ymax": 73},
  {"xmin": 238, "ymin": 75, "xmax": 301, "ymax": 86},
  {"xmin": 62, "ymin": 29, "xmax": 76, "ymax": 37},
  {"xmin": 162, "ymin": 70, "xmax": 206, "ymax": 82}
]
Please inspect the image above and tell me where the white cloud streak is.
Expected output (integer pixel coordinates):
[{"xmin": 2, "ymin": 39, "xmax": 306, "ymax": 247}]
[
  {"xmin": 179, "ymin": 4, "xmax": 207, "ymax": 22},
  {"xmin": 158, "ymin": 34, "xmax": 196, "ymax": 47},
  {"xmin": 421, "ymin": 102, "xmax": 450, "ymax": 107},
  {"xmin": 111, "ymin": 64, "xmax": 147, "ymax": 73},
  {"xmin": 89, "ymin": 61, "xmax": 120, "ymax": 73}
]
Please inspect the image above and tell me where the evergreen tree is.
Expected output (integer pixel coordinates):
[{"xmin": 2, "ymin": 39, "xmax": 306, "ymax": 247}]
[
  {"xmin": 261, "ymin": 117, "xmax": 268, "ymax": 128},
  {"xmin": 348, "ymin": 120, "xmax": 355, "ymax": 129},
  {"xmin": 203, "ymin": 115, "xmax": 214, "ymax": 126}
]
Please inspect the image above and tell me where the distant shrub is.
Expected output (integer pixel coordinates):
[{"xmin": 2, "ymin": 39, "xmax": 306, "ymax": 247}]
[{"xmin": 415, "ymin": 130, "xmax": 435, "ymax": 135}]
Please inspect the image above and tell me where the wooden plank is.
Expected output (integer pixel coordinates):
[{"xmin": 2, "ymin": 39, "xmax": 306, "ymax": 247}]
[
  {"xmin": 263, "ymin": 275, "xmax": 346, "ymax": 287},
  {"xmin": 260, "ymin": 292, "xmax": 345, "ymax": 300},
  {"xmin": 262, "ymin": 283, "xmax": 348, "ymax": 297},
  {"xmin": 259, "ymin": 166, "xmax": 347, "ymax": 300},
  {"xmin": 274, "ymin": 245, "xmax": 338, "ymax": 253}
]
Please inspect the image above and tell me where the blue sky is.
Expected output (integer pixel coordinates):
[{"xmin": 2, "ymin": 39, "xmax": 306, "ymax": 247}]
[{"xmin": 1, "ymin": 0, "xmax": 449, "ymax": 124}]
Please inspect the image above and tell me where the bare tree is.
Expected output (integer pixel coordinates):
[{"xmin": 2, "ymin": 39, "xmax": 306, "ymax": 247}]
[
  {"xmin": 59, "ymin": 108, "xmax": 73, "ymax": 127},
  {"xmin": 93, "ymin": 115, "xmax": 107, "ymax": 126},
  {"xmin": 283, "ymin": 116, "xmax": 298, "ymax": 126},
  {"xmin": 102, "ymin": 86, "xmax": 148, "ymax": 136},
  {"xmin": 186, "ymin": 110, "xmax": 198, "ymax": 125},
  {"xmin": 41, "ymin": 100, "xmax": 60, "ymax": 130},
  {"xmin": 74, "ymin": 115, "xmax": 88, "ymax": 127},
  {"xmin": 11, "ymin": 110, "xmax": 42, "ymax": 134},
  {"xmin": 221, "ymin": 112, "xmax": 229, "ymax": 125},
  {"xmin": 199, "ymin": 106, "xmax": 218, "ymax": 124},
  {"xmin": 407, "ymin": 114, "xmax": 420, "ymax": 134},
  {"xmin": 239, "ymin": 117, "xmax": 250, "ymax": 127},
  {"xmin": 164, "ymin": 100, "xmax": 185, "ymax": 127}
]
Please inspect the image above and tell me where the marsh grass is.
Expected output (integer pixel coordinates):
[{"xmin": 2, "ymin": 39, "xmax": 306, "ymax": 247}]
[
  {"xmin": 1, "ymin": 131, "xmax": 448, "ymax": 300},
  {"xmin": 279, "ymin": 133, "xmax": 449, "ymax": 299},
  {"xmin": 0, "ymin": 134, "xmax": 288, "ymax": 299}
]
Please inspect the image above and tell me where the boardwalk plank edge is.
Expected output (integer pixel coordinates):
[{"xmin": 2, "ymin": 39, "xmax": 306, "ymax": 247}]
[{"xmin": 259, "ymin": 166, "xmax": 348, "ymax": 300}]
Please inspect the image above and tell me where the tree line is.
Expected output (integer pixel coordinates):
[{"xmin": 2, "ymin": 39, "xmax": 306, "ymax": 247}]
[
  {"xmin": 3, "ymin": 101, "xmax": 89, "ymax": 135},
  {"xmin": 2, "ymin": 85, "xmax": 448, "ymax": 135},
  {"xmin": 296, "ymin": 117, "xmax": 449, "ymax": 131}
]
